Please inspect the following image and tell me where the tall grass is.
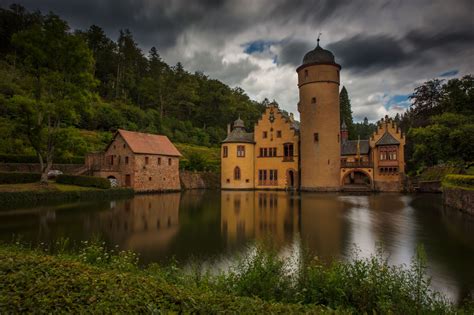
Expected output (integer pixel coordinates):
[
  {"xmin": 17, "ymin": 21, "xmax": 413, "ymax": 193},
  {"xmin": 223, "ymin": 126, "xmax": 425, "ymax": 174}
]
[{"xmin": 5, "ymin": 238, "xmax": 472, "ymax": 314}]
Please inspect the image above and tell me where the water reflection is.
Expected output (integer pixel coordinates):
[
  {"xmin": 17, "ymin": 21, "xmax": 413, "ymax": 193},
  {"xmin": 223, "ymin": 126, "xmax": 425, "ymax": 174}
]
[
  {"xmin": 0, "ymin": 191, "xmax": 473, "ymax": 302},
  {"xmin": 220, "ymin": 191, "xmax": 298, "ymax": 247},
  {"xmin": 92, "ymin": 194, "xmax": 181, "ymax": 257}
]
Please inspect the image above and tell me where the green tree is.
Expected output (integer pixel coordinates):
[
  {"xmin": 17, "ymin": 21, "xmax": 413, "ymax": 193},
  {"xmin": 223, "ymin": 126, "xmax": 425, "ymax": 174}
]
[
  {"xmin": 339, "ymin": 86, "xmax": 354, "ymax": 137},
  {"xmin": 10, "ymin": 14, "xmax": 95, "ymax": 183},
  {"xmin": 409, "ymin": 113, "xmax": 474, "ymax": 168}
]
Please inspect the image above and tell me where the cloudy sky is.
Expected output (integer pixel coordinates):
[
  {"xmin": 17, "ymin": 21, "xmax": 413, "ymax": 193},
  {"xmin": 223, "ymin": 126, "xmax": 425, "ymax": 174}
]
[{"xmin": 4, "ymin": 0, "xmax": 473, "ymax": 121}]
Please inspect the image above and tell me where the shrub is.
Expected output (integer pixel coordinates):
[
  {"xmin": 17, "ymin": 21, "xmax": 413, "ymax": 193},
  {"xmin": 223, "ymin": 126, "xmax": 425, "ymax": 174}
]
[
  {"xmin": 56, "ymin": 174, "xmax": 110, "ymax": 189},
  {"xmin": 0, "ymin": 172, "xmax": 41, "ymax": 184},
  {"xmin": 0, "ymin": 154, "xmax": 84, "ymax": 164},
  {"xmin": 443, "ymin": 174, "xmax": 474, "ymax": 188}
]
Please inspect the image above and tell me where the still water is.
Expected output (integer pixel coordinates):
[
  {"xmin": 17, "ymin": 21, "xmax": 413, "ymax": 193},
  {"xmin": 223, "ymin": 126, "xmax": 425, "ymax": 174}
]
[{"xmin": 0, "ymin": 191, "xmax": 473, "ymax": 302}]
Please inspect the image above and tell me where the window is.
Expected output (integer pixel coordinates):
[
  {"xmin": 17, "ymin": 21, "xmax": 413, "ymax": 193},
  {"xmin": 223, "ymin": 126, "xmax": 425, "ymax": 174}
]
[
  {"xmin": 276, "ymin": 130, "xmax": 282, "ymax": 138},
  {"xmin": 259, "ymin": 170, "xmax": 267, "ymax": 181},
  {"xmin": 314, "ymin": 133, "xmax": 319, "ymax": 142},
  {"xmin": 237, "ymin": 145, "xmax": 245, "ymax": 157},
  {"xmin": 223, "ymin": 146, "xmax": 228, "ymax": 158},
  {"xmin": 113, "ymin": 145, "xmax": 116, "ymax": 149},
  {"xmin": 304, "ymin": 69, "xmax": 309, "ymax": 78},
  {"xmin": 269, "ymin": 170, "xmax": 278, "ymax": 182},
  {"xmin": 145, "ymin": 156, "xmax": 149, "ymax": 165},
  {"xmin": 158, "ymin": 157, "xmax": 161, "ymax": 165},
  {"xmin": 125, "ymin": 156, "xmax": 129, "ymax": 164},
  {"xmin": 109, "ymin": 155, "xmax": 114, "ymax": 165},
  {"xmin": 258, "ymin": 170, "xmax": 277, "ymax": 186},
  {"xmin": 389, "ymin": 151, "xmax": 397, "ymax": 160},
  {"xmin": 234, "ymin": 166, "xmax": 241, "ymax": 180},
  {"xmin": 118, "ymin": 156, "xmax": 121, "ymax": 164},
  {"xmin": 260, "ymin": 147, "xmax": 277, "ymax": 157},
  {"xmin": 284, "ymin": 143, "xmax": 294, "ymax": 160},
  {"xmin": 168, "ymin": 158, "xmax": 172, "ymax": 165},
  {"xmin": 149, "ymin": 177, "xmax": 152, "ymax": 181},
  {"xmin": 380, "ymin": 152, "xmax": 387, "ymax": 160},
  {"xmin": 311, "ymin": 97, "xmax": 316, "ymax": 104},
  {"xmin": 123, "ymin": 144, "xmax": 126, "ymax": 148},
  {"xmin": 262, "ymin": 131, "xmax": 268, "ymax": 139}
]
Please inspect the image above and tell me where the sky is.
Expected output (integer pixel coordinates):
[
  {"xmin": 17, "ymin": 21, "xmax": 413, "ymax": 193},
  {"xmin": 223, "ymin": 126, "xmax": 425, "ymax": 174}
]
[{"xmin": 4, "ymin": 0, "xmax": 473, "ymax": 121}]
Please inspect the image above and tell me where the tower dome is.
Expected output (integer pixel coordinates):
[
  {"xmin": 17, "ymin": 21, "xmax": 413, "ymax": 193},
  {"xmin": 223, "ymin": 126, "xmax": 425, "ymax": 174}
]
[
  {"xmin": 302, "ymin": 42, "xmax": 335, "ymax": 65},
  {"xmin": 233, "ymin": 116, "xmax": 245, "ymax": 129}
]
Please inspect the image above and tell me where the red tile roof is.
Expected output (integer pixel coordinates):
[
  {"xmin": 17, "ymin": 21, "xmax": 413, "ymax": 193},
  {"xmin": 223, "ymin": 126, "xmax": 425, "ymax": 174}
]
[{"xmin": 116, "ymin": 129, "xmax": 182, "ymax": 157}]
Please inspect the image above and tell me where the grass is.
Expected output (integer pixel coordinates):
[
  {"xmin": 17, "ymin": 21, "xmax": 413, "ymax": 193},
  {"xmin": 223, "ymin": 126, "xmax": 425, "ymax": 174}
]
[
  {"xmin": 0, "ymin": 243, "xmax": 327, "ymax": 314},
  {"xmin": 0, "ymin": 182, "xmax": 134, "ymax": 208},
  {"xmin": 0, "ymin": 181, "xmax": 95, "ymax": 193},
  {"xmin": 1, "ymin": 240, "xmax": 471, "ymax": 314}
]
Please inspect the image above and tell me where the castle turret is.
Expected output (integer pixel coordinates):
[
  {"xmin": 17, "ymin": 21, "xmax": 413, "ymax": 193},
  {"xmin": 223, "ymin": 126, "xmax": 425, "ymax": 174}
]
[
  {"xmin": 297, "ymin": 38, "xmax": 341, "ymax": 190},
  {"xmin": 221, "ymin": 117, "xmax": 255, "ymax": 189}
]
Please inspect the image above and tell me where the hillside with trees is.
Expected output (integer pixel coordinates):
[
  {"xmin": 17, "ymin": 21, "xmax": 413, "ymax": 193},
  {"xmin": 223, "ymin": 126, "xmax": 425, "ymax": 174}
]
[{"xmin": 0, "ymin": 4, "xmax": 264, "ymax": 176}]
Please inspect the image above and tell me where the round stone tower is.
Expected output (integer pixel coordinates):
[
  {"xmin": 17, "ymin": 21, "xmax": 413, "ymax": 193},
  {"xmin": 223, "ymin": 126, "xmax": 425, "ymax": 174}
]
[{"xmin": 297, "ymin": 39, "xmax": 341, "ymax": 191}]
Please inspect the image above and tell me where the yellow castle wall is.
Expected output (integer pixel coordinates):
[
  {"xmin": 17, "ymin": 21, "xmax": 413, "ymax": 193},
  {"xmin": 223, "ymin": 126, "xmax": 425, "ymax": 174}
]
[
  {"xmin": 254, "ymin": 105, "xmax": 299, "ymax": 189},
  {"xmin": 221, "ymin": 143, "xmax": 255, "ymax": 189},
  {"xmin": 369, "ymin": 117, "xmax": 406, "ymax": 192}
]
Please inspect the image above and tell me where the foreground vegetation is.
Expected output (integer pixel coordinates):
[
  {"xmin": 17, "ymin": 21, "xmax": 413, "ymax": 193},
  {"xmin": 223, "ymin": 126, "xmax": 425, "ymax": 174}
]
[{"xmin": 1, "ymin": 241, "xmax": 471, "ymax": 314}]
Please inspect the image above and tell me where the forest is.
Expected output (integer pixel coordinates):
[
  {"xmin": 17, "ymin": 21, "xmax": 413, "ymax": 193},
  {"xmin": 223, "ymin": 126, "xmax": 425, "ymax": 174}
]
[{"xmin": 0, "ymin": 4, "xmax": 472, "ymax": 175}]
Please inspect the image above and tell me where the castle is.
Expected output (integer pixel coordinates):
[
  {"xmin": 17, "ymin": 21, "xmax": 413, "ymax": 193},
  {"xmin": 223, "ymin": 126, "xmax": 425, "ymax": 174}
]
[{"xmin": 221, "ymin": 41, "xmax": 405, "ymax": 192}]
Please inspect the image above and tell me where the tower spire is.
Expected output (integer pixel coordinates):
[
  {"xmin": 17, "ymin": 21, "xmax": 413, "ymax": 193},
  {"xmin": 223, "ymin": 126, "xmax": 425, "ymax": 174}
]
[{"xmin": 317, "ymin": 32, "xmax": 322, "ymax": 46}]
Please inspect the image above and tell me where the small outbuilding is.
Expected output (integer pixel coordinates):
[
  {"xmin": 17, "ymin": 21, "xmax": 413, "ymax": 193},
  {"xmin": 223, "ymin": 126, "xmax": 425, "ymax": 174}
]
[{"xmin": 85, "ymin": 129, "xmax": 182, "ymax": 192}]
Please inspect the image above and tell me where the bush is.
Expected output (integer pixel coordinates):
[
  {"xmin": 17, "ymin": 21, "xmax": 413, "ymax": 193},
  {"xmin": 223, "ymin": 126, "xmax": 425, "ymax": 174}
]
[
  {"xmin": 0, "ymin": 154, "xmax": 84, "ymax": 164},
  {"xmin": 0, "ymin": 172, "xmax": 41, "ymax": 184},
  {"xmin": 56, "ymin": 174, "xmax": 110, "ymax": 189},
  {"xmin": 443, "ymin": 174, "xmax": 474, "ymax": 188}
]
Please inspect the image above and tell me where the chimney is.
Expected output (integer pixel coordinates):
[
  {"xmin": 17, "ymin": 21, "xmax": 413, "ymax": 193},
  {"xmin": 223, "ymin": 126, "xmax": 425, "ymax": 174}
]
[{"xmin": 227, "ymin": 123, "xmax": 231, "ymax": 135}]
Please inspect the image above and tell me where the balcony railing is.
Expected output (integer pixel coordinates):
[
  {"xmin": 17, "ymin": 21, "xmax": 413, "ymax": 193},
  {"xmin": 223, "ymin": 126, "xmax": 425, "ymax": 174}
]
[{"xmin": 341, "ymin": 161, "xmax": 374, "ymax": 168}]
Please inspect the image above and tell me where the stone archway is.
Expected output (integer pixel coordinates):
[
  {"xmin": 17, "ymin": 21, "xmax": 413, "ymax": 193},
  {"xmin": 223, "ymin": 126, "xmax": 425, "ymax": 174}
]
[
  {"xmin": 341, "ymin": 169, "xmax": 373, "ymax": 191},
  {"xmin": 107, "ymin": 176, "xmax": 119, "ymax": 187}
]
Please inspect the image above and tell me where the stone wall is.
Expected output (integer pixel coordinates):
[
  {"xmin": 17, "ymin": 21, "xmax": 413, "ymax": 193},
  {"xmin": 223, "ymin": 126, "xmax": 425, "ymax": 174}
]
[
  {"xmin": 418, "ymin": 180, "xmax": 441, "ymax": 193},
  {"xmin": 443, "ymin": 187, "xmax": 474, "ymax": 215},
  {"xmin": 0, "ymin": 163, "xmax": 84, "ymax": 174},
  {"xmin": 180, "ymin": 171, "xmax": 220, "ymax": 189}
]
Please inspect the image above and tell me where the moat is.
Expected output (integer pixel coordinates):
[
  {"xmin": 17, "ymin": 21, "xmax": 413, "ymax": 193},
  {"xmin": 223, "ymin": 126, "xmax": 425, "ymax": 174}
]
[{"xmin": 1, "ymin": 191, "xmax": 473, "ymax": 303}]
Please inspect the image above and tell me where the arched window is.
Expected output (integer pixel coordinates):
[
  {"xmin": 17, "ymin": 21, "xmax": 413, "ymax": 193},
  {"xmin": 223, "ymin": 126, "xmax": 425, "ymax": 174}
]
[{"xmin": 234, "ymin": 166, "xmax": 241, "ymax": 180}]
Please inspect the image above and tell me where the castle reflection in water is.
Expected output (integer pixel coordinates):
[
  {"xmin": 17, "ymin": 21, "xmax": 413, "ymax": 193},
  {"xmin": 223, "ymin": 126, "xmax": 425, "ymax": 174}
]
[{"xmin": 1, "ymin": 191, "xmax": 472, "ymax": 302}]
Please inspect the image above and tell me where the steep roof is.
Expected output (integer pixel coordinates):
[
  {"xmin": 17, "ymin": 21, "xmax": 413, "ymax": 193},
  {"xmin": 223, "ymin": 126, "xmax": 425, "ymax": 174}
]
[
  {"xmin": 375, "ymin": 132, "xmax": 400, "ymax": 146},
  {"xmin": 341, "ymin": 140, "xmax": 370, "ymax": 156},
  {"xmin": 114, "ymin": 129, "xmax": 182, "ymax": 156},
  {"xmin": 221, "ymin": 129, "xmax": 255, "ymax": 143}
]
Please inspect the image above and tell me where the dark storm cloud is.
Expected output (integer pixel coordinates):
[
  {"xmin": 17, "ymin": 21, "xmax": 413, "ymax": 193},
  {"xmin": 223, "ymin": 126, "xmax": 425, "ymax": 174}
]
[
  {"xmin": 278, "ymin": 39, "xmax": 313, "ymax": 66},
  {"xmin": 2, "ymin": 0, "xmax": 227, "ymax": 48},
  {"xmin": 327, "ymin": 34, "xmax": 408, "ymax": 72}
]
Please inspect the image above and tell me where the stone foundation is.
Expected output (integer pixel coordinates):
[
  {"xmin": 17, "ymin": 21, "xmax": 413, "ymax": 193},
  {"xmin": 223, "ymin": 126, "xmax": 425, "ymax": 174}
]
[
  {"xmin": 443, "ymin": 187, "xmax": 474, "ymax": 215},
  {"xmin": 374, "ymin": 180, "xmax": 402, "ymax": 192}
]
